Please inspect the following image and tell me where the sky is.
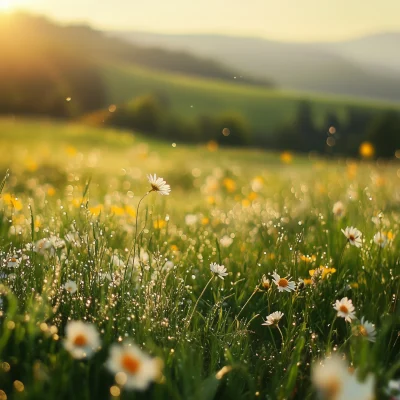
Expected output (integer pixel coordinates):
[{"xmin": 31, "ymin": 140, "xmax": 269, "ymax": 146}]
[{"xmin": 1, "ymin": 0, "xmax": 400, "ymax": 42}]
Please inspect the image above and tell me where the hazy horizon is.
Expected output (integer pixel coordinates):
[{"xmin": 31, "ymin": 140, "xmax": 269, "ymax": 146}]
[{"xmin": 1, "ymin": 0, "xmax": 400, "ymax": 42}]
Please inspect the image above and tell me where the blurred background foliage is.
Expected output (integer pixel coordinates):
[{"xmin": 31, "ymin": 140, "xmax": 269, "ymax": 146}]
[{"xmin": 0, "ymin": 12, "xmax": 400, "ymax": 157}]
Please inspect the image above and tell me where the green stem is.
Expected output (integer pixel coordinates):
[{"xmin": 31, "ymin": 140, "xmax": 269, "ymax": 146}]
[
  {"xmin": 231, "ymin": 285, "xmax": 259, "ymax": 329},
  {"xmin": 326, "ymin": 316, "xmax": 337, "ymax": 353},
  {"xmin": 186, "ymin": 275, "xmax": 214, "ymax": 328},
  {"xmin": 277, "ymin": 325, "xmax": 284, "ymax": 346},
  {"xmin": 338, "ymin": 242, "xmax": 347, "ymax": 269}
]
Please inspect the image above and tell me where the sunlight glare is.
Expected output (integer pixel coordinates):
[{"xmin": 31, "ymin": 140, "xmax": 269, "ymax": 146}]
[
  {"xmin": 0, "ymin": 0, "xmax": 25, "ymax": 11},
  {"xmin": 0, "ymin": 0, "xmax": 11, "ymax": 10}
]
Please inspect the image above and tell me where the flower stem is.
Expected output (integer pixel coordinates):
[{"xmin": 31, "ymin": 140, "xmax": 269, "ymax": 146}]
[
  {"xmin": 122, "ymin": 191, "xmax": 151, "ymax": 289},
  {"xmin": 231, "ymin": 285, "xmax": 259, "ymax": 329},
  {"xmin": 326, "ymin": 316, "xmax": 337, "ymax": 353},
  {"xmin": 186, "ymin": 275, "xmax": 214, "ymax": 328},
  {"xmin": 277, "ymin": 325, "xmax": 285, "ymax": 345},
  {"xmin": 338, "ymin": 242, "xmax": 347, "ymax": 269}
]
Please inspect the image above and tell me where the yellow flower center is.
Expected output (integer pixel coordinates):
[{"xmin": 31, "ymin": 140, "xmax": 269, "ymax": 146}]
[
  {"xmin": 359, "ymin": 325, "xmax": 368, "ymax": 336},
  {"xmin": 278, "ymin": 278, "xmax": 289, "ymax": 288},
  {"xmin": 121, "ymin": 354, "xmax": 141, "ymax": 374},
  {"xmin": 10, "ymin": 258, "xmax": 17, "ymax": 262},
  {"xmin": 73, "ymin": 334, "xmax": 87, "ymax": 347},
  {"xmin": 324, "ymin": 377, "xmax": 341, "ymax": 397},
  {"xmin": 339, "ymin": 305, "xmax": 348, "ymax": 313}
]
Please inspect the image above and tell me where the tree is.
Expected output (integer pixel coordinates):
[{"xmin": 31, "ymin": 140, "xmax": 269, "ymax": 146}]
[{"xmin": 367, "ymin": 111, "xmax": 400, "ymax": 158}]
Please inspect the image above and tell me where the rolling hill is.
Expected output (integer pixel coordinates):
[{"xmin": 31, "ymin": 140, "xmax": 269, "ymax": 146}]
[
  {"xmin": 100, "ymin": 61, "xmax": 400, "ymax": 139},
  {"xmin": 113, "ymin": 31, "xmax": 400, "ymax": 102},
  {"xmin": 0, "ymin": 12, "xmax": 272, "ymax": 118}
]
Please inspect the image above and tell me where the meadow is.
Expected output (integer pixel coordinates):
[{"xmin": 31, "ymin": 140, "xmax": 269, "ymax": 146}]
[{"xmin": 0, "ymin": 118, "xmax": 399, "ymax": 400}]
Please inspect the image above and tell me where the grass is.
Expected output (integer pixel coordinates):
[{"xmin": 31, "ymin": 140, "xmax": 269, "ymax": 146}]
[
  {"xmin": 101, "ymin": 62, "xmax": 400, "ymax": 137},
  {"xmin": 0, "ymin": 117, "xmax": 399, "ymax": 399}
]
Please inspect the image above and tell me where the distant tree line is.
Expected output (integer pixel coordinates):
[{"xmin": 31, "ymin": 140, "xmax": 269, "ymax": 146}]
[
  {"xmin": 84, "ymin": 94, "xmax": 400, "ymax": 158},
  {"xmin": 267, "ymin": 101, "xmax": 400, "ymax": 158},
  {"xmin": 83, "ymin": 94, "xmax": 252, "ymax": 146}
]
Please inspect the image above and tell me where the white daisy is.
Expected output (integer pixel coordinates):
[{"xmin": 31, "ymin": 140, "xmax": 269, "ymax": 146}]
[
  {"xmin": 210, "ymin": 263, "xmax": 228, "ymax": 280},
  {"xmin": 312, "ymin": 356, "xmax": 349, "ymax": 399},
  {"xmin": 220, "ymin": 235, "xmax": 233, "ymax": 248},
  {"xmin": 64, "ymin": 280, "xmax": 77, "ymax": 294},
  {"xmin": 333, "ymin": 297, "xmax": 356, "ymax": 323},
  {"xmin": 106, "ymin": 343, "xmax": 162, "ymax": 391},
  {"xmin": 341, "ymin": 226, "xmax": 362, "ymax": 248},
  {"xmin": 358, "ymin": 317, "xmax": 376, "ymax": 342},
  {"xmin": 7, "ymin": 256, "xmax": 20, "ymax": 268},
  {"xmin": 262, "ymin": 311, "xmax": 284, "ymax": 326},
  {"xmin": 271, "ymin": 271, "xmax": 296, "ymax": 292},
  {"xmin": 147, "ymin": 174, "xmax": 171, "ymax": 196},
  {"xmin": 332, "ymin": 201, "xmax": 345, "ymax": 218},
  {"xmin": 339, "ymin": 373, "xmax": 375, "ymax": 400},
  {"xmin": 373, "ymin": 232, "xmax": 387, "ymax": 248},
  {"xmin": 33, "ymin": 238, "xmax": 53, "ymax": 255},
  {"xmin": 64, "ymin": 321, "xmax": 101, "ymax": 359},
  {"xmin": 312, "ymin": 355, "xmax": 375, "ymax": 400}
]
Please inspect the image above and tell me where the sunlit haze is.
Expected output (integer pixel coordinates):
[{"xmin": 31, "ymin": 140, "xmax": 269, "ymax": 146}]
[{"xmin": 3, "ymin": 0, "xmax": 400, "ymax": 42}]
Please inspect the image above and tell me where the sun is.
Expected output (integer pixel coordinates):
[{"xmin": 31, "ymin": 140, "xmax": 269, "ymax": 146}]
[{"xmin": 0, "ymin": 0, "xmax": 21, "ymax": 11}]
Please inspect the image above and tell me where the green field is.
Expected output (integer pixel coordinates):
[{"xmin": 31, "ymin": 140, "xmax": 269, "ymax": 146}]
[
  {"xmin": 101, "ymin": 62, "xmax": 400, "ymax": 136},
  {"xmin": 0, "ymin": 118, "xmax": 399, "ymax": 399}
]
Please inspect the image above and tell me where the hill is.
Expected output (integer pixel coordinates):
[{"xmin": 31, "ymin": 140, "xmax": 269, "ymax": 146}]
[
  {"xmin": 113, "ymin": 31, "xmax": 400, "ymax": 102},
  {"xmin": 323, "ymin": 32, "xmax": 400, "ymax": 73},
  {"xmin": 0, "ymin": 12, "xmax": 270, "ymax": 114},
  {"xmin": 100, "ymin": 61, "xmax": 400, "ymax": 139}
]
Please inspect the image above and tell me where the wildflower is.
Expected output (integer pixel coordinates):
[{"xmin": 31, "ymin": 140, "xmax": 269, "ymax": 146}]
[
  {"xmin": 280, "ymin": 151, "xmax": 293, "ymax": 163},
  {"xmin": 64, "ymin": 280, "xmax": 77, "ymax": 294},
  {"xmin": 64, "ymin": 321, "xmax": 100, "ymax": 359},
  {"xmin": 185, "ymin": 214, "xmax": 198, "ymax": 226},
  {"xmin": 271, "ymin": 272, "xmax": 296, "ymax": 292},
  {"xmin": 261, "ymin": 274, "xmax": 270, "ymax": 290},
  {"xmin": 34, "ymin": 236, "xmax": 65, "ymax": 256},
  {"xmin": 7, "ymin": 257, "xmax": 20, "ymax": 268},
  {"xmin": 298, "ymin": 277, "xmax": 313, "ymax": 286},
  {"xmin": 341, "ymin": 226, "xmax": 362, "ymax": 248},
  {"xmin": 106, "ymin": 343, "xmax": 162, "ymax": 391},
  {"xmin": 210, "ymin": 263, "xmax": 228, "ymax": 280},
  {"xmin": 222, "ymin": 178, "xmax": 236, "ymax": 192},
  {"xmin": 373, "ymin": 232, "xmax": 387, "ymax": 248},
  {"xmin": 356, "ymin": 317, "xmax": 376, "ymax": 342},
  {"xmin": 300, "ymin": 254, "xmax": 316, "ymax": 263},
  {"xmin": 333, "ymin": 297, "xmax": 356, "ymax": 323},
  {"xmin": 220, "ymin": 235, "xmax": 233, "ymax": 248},
  {"xmin": 359, "ymin": 141, "xmax": 375, "ymax": 158},
  {"xmin": 33, "ymin": 238, "xmax": 53, "ymax": 255},
  {"xmin": 153, "ymin": 219, "xmax": 166, "ymax": 229},
  {"xmin": 147, "ymin": 174, "xmax": 171, "ymax": 196},
  {"xmin": 309, "ymin": 266, "xmax": 336, "ymax": 281},
  {"xmin": 312, "ymin": 355, "xmax": 375, "ymax": 400},
  {"xmin": 332, "ymin": 201, "xmax": 345, "ymax": 218},
  {"xmin": 64, "ymin": 232, "xmax": 82, "ymax": 247},
  {"xmin": 162, "ymin": 261, "xmax": 174, "ymax": 272},
  {"xmin": 262, "ymin": 311, "xmax": 283, "ymax": 326}
]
